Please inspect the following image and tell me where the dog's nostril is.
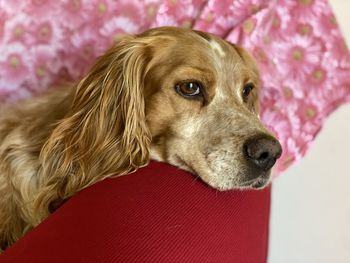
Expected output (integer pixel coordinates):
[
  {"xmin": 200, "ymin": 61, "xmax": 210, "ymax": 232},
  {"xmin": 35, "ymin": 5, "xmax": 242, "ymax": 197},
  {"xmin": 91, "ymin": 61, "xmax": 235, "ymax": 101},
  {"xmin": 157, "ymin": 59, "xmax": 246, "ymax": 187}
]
[
  {"xmin": 258, "ymin": 151, "xmax": 269, "ymax": 161},
  {"xmin": 244, "ymin": 135, "xmax": 282, "ymax": 171}
]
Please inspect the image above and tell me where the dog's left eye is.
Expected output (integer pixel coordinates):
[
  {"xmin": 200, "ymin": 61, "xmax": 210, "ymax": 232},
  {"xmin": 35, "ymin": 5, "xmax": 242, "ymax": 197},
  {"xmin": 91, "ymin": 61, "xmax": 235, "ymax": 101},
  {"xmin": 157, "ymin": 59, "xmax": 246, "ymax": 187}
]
[
  {"xmin": 175, "ymin": 81, "xmax": 202, "ymax": 98},
  {"xmin": 243, "ymin": 83, "xmax": 254, "ymax": 99}
]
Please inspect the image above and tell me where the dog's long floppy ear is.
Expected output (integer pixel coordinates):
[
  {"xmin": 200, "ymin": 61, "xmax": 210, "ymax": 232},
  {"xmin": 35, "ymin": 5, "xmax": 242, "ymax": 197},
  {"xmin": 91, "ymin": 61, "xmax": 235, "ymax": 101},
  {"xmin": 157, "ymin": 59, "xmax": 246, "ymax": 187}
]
[{"xmin": 34, "ymin": 36, "xmax": 151, "ymax": 221}]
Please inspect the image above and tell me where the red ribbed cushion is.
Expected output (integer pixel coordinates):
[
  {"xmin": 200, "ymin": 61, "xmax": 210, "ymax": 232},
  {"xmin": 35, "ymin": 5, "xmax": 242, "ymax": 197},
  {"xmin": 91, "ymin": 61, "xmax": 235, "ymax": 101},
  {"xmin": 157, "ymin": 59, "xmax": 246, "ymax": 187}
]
[{"xmin": 1, "ymin": 161, "xmax": 271, "ymax": 262}]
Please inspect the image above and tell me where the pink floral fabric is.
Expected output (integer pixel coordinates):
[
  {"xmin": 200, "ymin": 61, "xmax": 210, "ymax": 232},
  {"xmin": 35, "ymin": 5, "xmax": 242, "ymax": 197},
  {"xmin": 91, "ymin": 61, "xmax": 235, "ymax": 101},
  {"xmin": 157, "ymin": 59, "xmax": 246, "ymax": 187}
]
[{"xmin": 0, "ymin": 0, "xmax": 349, "ymax": 175}]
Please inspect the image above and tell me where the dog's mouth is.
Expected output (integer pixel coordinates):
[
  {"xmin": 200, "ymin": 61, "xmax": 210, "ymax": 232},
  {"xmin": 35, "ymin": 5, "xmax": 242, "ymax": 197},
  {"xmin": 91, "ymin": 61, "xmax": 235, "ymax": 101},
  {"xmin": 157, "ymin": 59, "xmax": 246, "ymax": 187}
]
[
  {"xmin": 251, "ymin": 178, "xmax": 270, "ymax": 189},
  {"xmin": 239, "ymin": 173, "xmax": 271, "ymax": 189}
]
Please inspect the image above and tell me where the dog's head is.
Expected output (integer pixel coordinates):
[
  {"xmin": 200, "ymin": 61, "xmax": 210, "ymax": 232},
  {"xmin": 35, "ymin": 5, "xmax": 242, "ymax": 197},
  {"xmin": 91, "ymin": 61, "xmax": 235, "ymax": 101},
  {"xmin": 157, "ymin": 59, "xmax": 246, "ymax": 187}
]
[
  {"xmin": 43, "ymin": 27, "xmax": 281, "ymax": 195},
  {"xmin": 142, "ymin": 27, "xmax": 282, "ymax": 190}
]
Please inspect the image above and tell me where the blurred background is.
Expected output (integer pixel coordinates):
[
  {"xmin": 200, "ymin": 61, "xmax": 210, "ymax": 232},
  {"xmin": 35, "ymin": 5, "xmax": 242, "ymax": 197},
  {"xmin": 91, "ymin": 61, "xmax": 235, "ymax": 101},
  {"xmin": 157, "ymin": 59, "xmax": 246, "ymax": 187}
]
[{"xmin": 269, "ymin": 1, "xmax": 350, "ymax": 262}]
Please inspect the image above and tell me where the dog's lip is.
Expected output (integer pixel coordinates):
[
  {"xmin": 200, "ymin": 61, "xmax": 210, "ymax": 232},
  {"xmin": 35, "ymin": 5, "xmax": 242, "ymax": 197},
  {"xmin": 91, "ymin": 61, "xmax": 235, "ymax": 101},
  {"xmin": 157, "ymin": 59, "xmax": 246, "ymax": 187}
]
[
  {"xmin": 251, "ymin": 179, "xmax": 269, "ymax": 189},
  {"xmin": 239, "ymin": 174, "xmax": 270, "ymax": 189}
]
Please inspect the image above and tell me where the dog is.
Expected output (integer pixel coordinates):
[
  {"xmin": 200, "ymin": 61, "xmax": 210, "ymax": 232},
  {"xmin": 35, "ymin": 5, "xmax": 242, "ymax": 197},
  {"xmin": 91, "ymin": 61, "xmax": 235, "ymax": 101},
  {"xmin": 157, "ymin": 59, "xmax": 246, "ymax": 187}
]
[{"xmin": 0, "ymin": 27, "xmax": 282, "ymax": 249}]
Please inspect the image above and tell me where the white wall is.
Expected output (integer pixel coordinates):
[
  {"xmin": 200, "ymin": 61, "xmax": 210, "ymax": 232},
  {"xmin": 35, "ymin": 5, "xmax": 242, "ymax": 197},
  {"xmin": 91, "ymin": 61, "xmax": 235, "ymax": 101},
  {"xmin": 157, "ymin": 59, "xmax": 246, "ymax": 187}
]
[{"xmin": 268, "ymin": 1, "xmax": 350, "ymax": 262}]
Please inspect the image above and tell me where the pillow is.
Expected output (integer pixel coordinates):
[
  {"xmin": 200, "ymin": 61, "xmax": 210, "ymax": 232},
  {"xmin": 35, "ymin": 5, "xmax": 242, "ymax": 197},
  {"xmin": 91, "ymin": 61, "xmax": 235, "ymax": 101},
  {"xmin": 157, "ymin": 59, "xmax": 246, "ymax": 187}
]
[{"xmin": 1, "ymin": 161, "xmax": 271, "ymax": 262}]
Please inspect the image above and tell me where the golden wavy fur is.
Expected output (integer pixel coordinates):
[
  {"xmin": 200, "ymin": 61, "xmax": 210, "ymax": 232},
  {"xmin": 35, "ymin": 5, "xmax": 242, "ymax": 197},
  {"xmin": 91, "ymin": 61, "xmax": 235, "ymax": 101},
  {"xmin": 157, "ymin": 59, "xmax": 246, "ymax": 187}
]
[{"xmin": 0, "ymin": 27, "xmax": 281, "ymax": 250}]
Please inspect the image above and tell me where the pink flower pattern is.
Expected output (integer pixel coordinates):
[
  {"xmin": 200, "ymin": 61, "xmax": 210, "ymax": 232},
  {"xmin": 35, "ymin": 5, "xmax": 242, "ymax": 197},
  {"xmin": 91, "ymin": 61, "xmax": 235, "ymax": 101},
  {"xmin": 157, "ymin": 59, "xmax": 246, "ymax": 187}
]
[{"xmin": 0, "ymin": 0, "xmax": 349, "ymax": 175}]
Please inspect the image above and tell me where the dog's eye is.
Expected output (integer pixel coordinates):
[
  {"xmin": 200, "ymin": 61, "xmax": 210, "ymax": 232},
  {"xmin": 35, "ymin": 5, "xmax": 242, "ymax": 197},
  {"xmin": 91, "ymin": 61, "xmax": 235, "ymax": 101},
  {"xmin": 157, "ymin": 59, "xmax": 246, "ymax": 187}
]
[
  {"xmin": 243, "ymin": 83, "xmax": 254, "ymax": 99},
  {"xmin": 175, "ymin": 81, "xmax": 202, "ymax": 98}
]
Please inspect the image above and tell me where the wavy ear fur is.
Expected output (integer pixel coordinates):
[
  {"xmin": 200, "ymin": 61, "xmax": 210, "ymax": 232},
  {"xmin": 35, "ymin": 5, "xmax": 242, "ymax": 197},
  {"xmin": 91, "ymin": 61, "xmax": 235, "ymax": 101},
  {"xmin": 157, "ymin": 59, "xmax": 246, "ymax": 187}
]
[{"xmin": 33, "ymin": 37, "xmax": 151, "ymax": 223}]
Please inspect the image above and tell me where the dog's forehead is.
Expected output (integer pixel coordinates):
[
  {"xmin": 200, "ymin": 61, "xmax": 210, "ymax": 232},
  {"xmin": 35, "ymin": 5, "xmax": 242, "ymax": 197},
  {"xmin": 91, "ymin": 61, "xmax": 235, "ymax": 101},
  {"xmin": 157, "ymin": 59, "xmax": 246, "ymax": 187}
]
[
  {"xmin": 147, "ymin": 29, "xmax": 244, "ymax": 69},
  {"xmin": 193, "ymin": 33, "xmax": 241, "ymax": 62},
  {"xmin": 191, "ymin": 34, "xmax": 249, "ymax": 74},
  {"xmin": 198, "ymin": 37, "xmax": 252, "ymax": 81},
  {"xmin": 209, "ymin": 39, "xmax": 226, "ymax": 57}
]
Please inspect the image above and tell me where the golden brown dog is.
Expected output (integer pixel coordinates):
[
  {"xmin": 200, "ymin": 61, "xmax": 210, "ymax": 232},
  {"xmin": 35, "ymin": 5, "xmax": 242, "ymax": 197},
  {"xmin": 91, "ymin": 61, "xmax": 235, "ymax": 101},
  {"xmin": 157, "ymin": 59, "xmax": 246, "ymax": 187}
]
[{"xmin": 0, "ymin": 27, "xmax": 281, "ymax": 249}]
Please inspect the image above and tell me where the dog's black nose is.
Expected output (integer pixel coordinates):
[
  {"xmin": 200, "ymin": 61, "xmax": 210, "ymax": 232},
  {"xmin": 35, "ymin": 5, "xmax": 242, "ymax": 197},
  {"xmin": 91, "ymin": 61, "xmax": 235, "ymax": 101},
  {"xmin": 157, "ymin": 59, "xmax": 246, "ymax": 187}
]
[{"xmin": 244, "ymin": 135, "xmax": 282, "ymax": 172}]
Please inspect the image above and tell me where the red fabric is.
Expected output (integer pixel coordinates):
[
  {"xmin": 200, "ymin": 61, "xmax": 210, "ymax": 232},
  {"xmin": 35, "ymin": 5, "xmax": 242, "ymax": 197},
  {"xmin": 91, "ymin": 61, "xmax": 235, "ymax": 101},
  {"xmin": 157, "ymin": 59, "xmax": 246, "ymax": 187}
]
[{"xmin": 1, "ymin": 161, "xmax": 271, "ymax": 263}]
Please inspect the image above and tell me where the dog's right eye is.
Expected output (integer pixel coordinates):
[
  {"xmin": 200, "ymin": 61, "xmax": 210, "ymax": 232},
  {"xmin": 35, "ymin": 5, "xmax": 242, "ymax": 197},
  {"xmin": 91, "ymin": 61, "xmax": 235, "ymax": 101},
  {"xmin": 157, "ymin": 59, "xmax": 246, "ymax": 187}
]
[{"xmin": 175, "ymin": 81, "xmax": 203, "ymax": 98}]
